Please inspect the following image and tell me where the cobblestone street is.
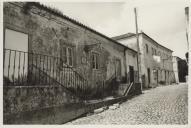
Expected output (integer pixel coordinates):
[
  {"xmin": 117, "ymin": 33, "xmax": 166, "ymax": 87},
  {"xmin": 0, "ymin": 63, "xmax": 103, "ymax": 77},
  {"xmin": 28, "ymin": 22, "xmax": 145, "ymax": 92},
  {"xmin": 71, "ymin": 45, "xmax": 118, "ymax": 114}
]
[{"xmin": 66, "ymin": 83, "xmax": 188, "ymax": 125}]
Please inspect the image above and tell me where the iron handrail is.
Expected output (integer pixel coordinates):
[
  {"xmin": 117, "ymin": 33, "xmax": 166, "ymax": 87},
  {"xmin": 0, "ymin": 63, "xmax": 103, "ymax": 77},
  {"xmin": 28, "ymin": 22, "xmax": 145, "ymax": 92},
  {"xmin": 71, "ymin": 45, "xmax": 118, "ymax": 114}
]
[
  {"xmin": 4, "ymin": 48, "xmax": 88, "ymax": 83},
  {"xmin": 124, "ymin": 82, "xmax": 134, "ymax": 96}
]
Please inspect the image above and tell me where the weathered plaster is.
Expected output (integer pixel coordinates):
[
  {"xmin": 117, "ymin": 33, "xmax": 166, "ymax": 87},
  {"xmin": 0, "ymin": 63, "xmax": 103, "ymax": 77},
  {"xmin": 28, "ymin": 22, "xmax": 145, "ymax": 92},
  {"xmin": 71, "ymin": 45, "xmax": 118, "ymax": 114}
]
[{"xmin": 3, "ymin": 2, "xmax": 128, "ymax": 89}]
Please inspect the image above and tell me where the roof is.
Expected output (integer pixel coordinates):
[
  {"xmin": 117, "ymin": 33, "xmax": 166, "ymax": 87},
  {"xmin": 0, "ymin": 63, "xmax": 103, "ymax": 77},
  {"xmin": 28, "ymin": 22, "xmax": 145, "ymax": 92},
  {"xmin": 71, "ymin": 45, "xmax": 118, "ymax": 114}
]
[
  {"xmin": 13, "ymin": 2, "xmax": 137, "ymax": 54},
  {"xmin": 112, "ymin": 33, "xmax": 136, "ymax": 40},
  {"xmin": 173, "ymin": 56, "xmax": 183, "ymax": 60},
  {"xmin": 112, "ymin": 32, "xmax": 173, "ymax": 52}
]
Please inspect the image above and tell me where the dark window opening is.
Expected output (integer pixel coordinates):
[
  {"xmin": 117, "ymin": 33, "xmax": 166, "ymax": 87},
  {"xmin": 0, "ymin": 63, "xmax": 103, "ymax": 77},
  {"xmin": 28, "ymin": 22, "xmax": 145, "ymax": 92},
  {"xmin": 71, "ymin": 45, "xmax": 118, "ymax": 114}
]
[
  {"xmin": 145, "ymin": 44, "xmax": 149, "ymax": 54},
  {"xmin": 92, "ymin": 52, "xmax": 99, "ymax": 69}
]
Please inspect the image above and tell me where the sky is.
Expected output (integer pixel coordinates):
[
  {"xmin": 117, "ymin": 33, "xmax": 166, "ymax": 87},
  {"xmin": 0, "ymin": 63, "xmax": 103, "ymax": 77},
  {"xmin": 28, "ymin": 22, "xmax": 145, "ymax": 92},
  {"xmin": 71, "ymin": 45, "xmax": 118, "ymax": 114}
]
[{"xmin": 42, "ymin": 0, "xmax": 189, "ymax": 59}]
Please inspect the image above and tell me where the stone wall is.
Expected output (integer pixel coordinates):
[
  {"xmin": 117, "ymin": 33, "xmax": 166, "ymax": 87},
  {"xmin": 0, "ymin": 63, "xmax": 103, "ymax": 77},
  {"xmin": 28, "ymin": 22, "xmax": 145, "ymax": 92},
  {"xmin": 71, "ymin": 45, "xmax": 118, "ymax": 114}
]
[
  {"xmin": 3, "ymin": 86, "xmax": 83, "ymax": 124},
  {"xmin": 3, "ymin": 85, "xmax": 141, "ymax": 124}
]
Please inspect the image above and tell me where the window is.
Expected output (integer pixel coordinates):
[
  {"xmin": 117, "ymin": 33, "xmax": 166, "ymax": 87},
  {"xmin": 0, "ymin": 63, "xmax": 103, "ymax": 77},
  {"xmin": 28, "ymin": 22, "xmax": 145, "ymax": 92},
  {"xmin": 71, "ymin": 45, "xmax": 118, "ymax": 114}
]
[
  {"xmin": 158, "ymin": 51, "xmax": 161, "ymax": 56},
  {"xmin": 92, "ymin": 52, "xmax": 99, "ymax": 69},
  {"xmin": 68, "ymin": 47, "xmax": 73, "ymax": 66},
  {"xmin": 61, "ymin": 46, "xmax": 73, "ymax": 66},
  {"xmin": 152, "ymin": 47, "xmax": 154, "ymax": 55},
  {"xmin": 62, "ymin": 47, "xmax": 67, "ymax": 64},
  {"xmin": 145, "ymin": 44, "xmax": 149, "ymax": 54},
  {"xmin": 152, "ymin": 48, "xmax": 157, "ymax": 55}
]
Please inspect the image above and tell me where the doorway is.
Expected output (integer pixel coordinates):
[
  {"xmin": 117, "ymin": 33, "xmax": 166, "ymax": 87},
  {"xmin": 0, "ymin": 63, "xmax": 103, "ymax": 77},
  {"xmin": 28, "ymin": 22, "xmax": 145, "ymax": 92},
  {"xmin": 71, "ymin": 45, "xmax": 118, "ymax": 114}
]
[
  {"xmin": 147, "ymin": 68, "xmax": 150, "ymax": 86},
  {"xmin": 129, "ymin": 66, "xmax": 134, "ymax": 83},
  {"xmin": 115, "ymin": 59, "xmax": 121, "ymax": 78}
]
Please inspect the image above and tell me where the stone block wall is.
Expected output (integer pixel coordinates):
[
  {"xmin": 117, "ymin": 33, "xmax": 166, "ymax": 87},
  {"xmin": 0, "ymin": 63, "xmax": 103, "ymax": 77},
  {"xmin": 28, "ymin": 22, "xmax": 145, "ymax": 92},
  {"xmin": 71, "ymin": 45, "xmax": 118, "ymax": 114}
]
[{"xmin": 3, "ymin": 86, "xmax": 83, "ymax": 124}]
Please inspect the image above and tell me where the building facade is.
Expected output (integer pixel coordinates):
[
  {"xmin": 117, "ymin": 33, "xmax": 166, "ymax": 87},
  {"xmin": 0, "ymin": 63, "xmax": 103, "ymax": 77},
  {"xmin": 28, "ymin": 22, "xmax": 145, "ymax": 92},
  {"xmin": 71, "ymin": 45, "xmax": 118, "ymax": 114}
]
[
  {"xmin": 3, "ymin": 2, "xmax": 139, "ymax": 97},
  {"xmin": 113, "ymin": 32, "xmax": 175, "ymax": 88}
]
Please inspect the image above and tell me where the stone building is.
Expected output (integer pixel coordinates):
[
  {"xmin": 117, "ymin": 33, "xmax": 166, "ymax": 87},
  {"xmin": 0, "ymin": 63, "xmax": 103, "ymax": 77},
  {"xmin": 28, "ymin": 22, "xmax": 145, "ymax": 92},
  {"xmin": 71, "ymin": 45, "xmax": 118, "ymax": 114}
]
[
  {"xmin": 112, "ymin": 32, "xmax": 175, "ymax": 88},
  {"xmin": 3, "ymin": 2, "xmax": 139, "ymax": 97}
]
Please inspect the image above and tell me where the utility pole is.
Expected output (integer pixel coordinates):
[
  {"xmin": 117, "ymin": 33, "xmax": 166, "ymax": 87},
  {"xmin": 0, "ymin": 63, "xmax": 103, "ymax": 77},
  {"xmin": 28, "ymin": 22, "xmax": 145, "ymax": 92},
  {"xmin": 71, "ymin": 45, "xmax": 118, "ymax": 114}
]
[
  {"xmin": 185, "ymin": 7, "xmax": 189, "ymax": 51},
  {"xmin": 134, "ymin": 8, "xmax": 142, "ymax": 92},
  {"xmin": 185, "ymin": 7, "xmax": 190, "ymax": 82}
]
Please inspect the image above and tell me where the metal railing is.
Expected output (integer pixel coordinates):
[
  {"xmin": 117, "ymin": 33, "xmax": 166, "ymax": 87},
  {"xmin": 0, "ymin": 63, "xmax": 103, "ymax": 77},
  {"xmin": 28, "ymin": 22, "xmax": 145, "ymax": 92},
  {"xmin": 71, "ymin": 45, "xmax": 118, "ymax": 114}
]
[
  {"xmin": 3, "ymin": 49, "xmax": 88, "ymax": 97},
  {"xmin": 124, "ymin": 82, "xmax": 134, "ymax": 96}
]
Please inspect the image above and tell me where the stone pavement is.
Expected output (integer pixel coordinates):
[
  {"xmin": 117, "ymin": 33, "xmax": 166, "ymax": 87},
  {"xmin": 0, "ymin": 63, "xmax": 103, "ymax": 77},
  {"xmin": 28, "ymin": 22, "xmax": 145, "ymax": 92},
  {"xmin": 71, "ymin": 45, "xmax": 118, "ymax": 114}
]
[{"xmin": 66, "ymin": 83, "xmax": 188, "ymax": 125}]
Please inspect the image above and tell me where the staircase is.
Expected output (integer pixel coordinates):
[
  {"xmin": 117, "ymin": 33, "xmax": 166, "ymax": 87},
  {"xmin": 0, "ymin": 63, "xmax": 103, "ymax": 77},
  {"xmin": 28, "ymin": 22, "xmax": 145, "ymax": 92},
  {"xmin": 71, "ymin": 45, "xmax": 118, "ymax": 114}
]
[
  {"xmin": 117, "ymin": 82, "xmax": 134, "ymax": 96},
  {"xmin": 3, "ymin": 49, "xmax": 89, "ymax": 99}
]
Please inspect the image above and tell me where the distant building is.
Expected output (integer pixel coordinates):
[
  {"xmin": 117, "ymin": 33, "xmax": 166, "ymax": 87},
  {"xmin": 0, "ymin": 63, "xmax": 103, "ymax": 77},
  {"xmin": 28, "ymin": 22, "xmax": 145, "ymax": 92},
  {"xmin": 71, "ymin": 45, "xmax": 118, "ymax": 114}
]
[{"xmin": 112, "ymin": 32, "xmax": 175, "ymax": 88}]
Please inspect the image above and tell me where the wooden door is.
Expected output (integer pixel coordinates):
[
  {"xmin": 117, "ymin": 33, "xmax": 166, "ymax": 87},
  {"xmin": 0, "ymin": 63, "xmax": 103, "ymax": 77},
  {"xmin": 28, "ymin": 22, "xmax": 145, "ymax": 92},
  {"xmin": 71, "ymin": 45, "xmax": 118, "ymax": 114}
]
[
  {"xmin": 129, "ymin": 66, "xmax": 134, "ymax": 83},
  {"xmin": 147, "ymin": 68, "xmax": 150, "ymax": 85}
]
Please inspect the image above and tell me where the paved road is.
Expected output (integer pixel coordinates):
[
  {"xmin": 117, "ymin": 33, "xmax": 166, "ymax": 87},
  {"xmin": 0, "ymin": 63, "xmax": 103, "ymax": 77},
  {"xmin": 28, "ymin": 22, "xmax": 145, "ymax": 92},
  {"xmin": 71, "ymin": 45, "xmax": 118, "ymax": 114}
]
[{"xmin": 66, "ymin": 83, "xmax": 188, "ymax": 125}]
